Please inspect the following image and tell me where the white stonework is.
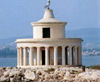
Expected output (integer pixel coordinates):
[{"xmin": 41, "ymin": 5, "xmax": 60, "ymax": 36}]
[{"xmin": 16, "ymin": 9, "xmax": 83, "ymax": 68}]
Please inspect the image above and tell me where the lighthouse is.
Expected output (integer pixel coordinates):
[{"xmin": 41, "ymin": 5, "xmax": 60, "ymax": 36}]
[{"xmin": 16, "ymin": 1, "xmax": 83, "ymax": 68}]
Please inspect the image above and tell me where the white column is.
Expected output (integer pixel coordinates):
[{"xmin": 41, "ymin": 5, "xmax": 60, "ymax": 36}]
[
  {"xmin": 23, "ymin": 47, "xmax": 27, "ymax": 66},
  {"xmin": 62, "ymin": 46, "xmax": 65, "ymax": 65},
  {"xmin": 74, "ymin": 46, "xmax": 77, "ymax": 65},
  {"xmin": 29, "ymin": 47, "xmax": 33, "ymax": 66},
  {"xmin": 20, "ymin": 48, "xmax": 23, "ymax": 66},
  {"xmin": 54, "ymin": 46, "xmax": 58, "ymax": 66},
  {"xmin": 50, "ymin": 48, "xmax": 53, "ymax": 65},
  {"xmin": 17, "ymin": 48, "xmax": 20, "ymax": 66},
  {"xmin": 79, "ymin": 46, "xmax": 82, "ymax": 65},
  {"xmin": 34, "ymin": 48, "xmax": 37, "ymax": 65},
  {"xmin": 77, "ymin": 47, "xmax": 79, "ymax": 65},
  {"xmin": 37, "ymin": 47, "xmax": 40, "ymax": 65},
  {"xmin": 69, "ymin": 46, "xmax": 72, "ymax": 65},
  {"xmin": 45, "ymin": 47, "xmax": 49, "ymax": 66}
]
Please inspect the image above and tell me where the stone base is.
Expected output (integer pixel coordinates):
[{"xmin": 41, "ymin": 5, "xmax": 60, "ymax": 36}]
[{"xmin": 17, "ymin": 65, "xmax": 82, "ymax": 68}]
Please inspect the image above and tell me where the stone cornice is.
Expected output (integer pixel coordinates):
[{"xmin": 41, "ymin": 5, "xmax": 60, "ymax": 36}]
[
  {"xmin": 31, "ymin": 22, "xmax": 67, "ymax": 26},
  {"xmin": 15, "ymin": 38, "xmax": 83, "ymax": 43}
]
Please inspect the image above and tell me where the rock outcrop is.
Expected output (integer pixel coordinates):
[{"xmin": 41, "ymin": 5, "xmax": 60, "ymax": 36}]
[{"xmin": 0, "ymin": 67, "xmax": 100, "ymax": 82}]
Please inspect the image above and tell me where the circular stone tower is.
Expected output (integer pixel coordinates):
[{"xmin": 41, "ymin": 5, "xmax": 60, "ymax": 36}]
[
  {"xmin": 31, "ymin": 9, "xmax": 67, "ymax": 39},
  {"xmin": 16, "ymin": 2, "xmax": 83, "ymax": 68}
]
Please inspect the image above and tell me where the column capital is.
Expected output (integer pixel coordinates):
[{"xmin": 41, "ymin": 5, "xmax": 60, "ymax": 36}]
[
  {"xmin": 17, "ymin": 47, "xmax": 23, "ymax": 49},
  {"xmin": 80, "ymin": 46, "xmax": 82, "ymax": 48},
  {"xmin": 37, "ymin": 46, "xmax": 40, "ymax": 48},
  {"xmin": 62, "ymin": 46, "xmax": 66, "ymax": 48},
  {"xmin": 29, "ymin": 46, "xmax": 33, "ymax": 48},
  {"xmin": 78, "ymin": 46, "xmax": 82, "ymax": 48},
  {"xmin": 54, "ymin": 46, "xmax": 58, "ymax": 48},
  {"xmin": 23, "ymin": 47, "xmax": 27, "ymax": 49},
  {"xmin": 17, "ymin": 47, "xmax": 20, "ymax": 49},
  {"xmin": 69, "ymin": 46, "xmax": 73, "ymax": 48},
  {"xmin": 45, "ymin": 46, "xmax": 49, "ymax": 49},
  {"xmin": 20, "ymin": 47, "xmax": 23, "ymax": 49},
  {"xmin": 75, "ymin": 46, "xmax": 78, "ymax": 48}
]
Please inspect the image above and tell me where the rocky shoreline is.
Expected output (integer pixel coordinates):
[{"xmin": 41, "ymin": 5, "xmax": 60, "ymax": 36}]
[{"xmin": 0, "ymin": 67, "xmax": 100, "ymax": 82}]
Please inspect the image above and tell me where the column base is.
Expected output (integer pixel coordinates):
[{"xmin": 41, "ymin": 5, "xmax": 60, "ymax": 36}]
[{"xmin": 17, "ymin": 65, "xmax": 80, "ymax": 68}]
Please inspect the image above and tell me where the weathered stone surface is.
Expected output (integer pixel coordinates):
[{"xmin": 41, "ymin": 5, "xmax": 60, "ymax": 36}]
[
  {"xmin": 45, "ymin": 74, "xmax": 51, "ymax": 80},
  {"xmin": 58, "ymin": 73, "xmax": 64, "ymax": 80},
  {"xmin": 3, "ymin": 69, "xmax": 11, "ymax": 76},
  {"xmin": 63, "ymin": 71, "xmax": 72, "ymax": 80},
  {"xmin": 9, "ymin": 71, "xmax": 20, "ymax": 77},
  {"xmin": 77, "ymin": 71, "xmax": 100, "ymax": 80},
  {"xmin": 0, "ymin": 68, "xmax": 5, "ymax": 77},
  {"xmin": 54, "ymin": 69, "xmax": 60, "ymax": 74},
  {"xmin": 91, "ymin": 72, "xmax": 100, "ymax": 80},
  {"xmin": 36, "ymin": 69, "xmax": 47, "ymax": 77},
  {"xmin": 6, "ymin": 67, "xmax": 12, "ymax": 70},
  {"xmin": 39, "ymin": 75, "xmax": 44, "ymax": 81},
  {"xmin": 10, "ymin": 78, "xmax": 14, "ymax": 82},
  {"xmin": 0, "ymin": 67, "xmax": 99, "ymax": 82},
  {"xmin": 0, "ymin": 76, "xmax": 9, "ymax": 82},
  {"xmin": 24, "ymin": 70, "xmax": 36, "ymax": 80}
]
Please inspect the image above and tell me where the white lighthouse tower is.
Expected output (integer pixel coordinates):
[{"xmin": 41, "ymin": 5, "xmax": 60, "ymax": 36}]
[{"xmin": 16, "ymin": 1, "xmax": 83, "ymax": 68}]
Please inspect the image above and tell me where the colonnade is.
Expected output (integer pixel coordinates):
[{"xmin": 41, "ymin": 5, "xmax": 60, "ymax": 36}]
[{"xmin": 17, "ymin": 46, "xmax": 82, "ymax": 67}]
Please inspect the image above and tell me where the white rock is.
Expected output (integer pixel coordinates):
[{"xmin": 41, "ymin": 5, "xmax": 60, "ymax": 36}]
[
  {"xmin": 77, "ymin": 72, "xmax": 98, "ymax": 80},
  {"xmin": 50, "ymin": 71, "xmax": 54, "ymax": 74},
  {"xmin": 6, "ymin": 67, "xmax": 12, "ymax": 70},
  {"xmin": 78, "ymin": 72, "xmax": 88, "ymax": 78},
  {"xmin": 38, "ymin": 79, "xmax": 42, "ymax": 82},
  {"xmin": 84, "ymin": 74, "xmax": 92, "ymax": 80},
  {"xmin": 91, "ymin": 72, "xmax": 100, "ymax": 80},
  {"xmin": 9, "ymin": 71, "xmax": 20, "ymax": 77},
  {"xmin": 10, "ymin": 78, "xmax": 14, "ymax": 82},
  {"xmin": 60, "ymin": 71, "xmax": 66, "ymax": 75},
  {"xmin": 36, "ymin": 69, "xmax": 46, "ymax": 76},
  {"xmin": 36, "ymin": 69, "xmax": 42, "ymax": 75},
  {"xmin": 66, "ymin": 71, "xmax": 70, "ymax": 75},
  {"xmin": 0, "ymin": 76, "xmax": 8, "ymax": 81},
  {"xmin": 53, "ymin": 79, "xmax": 59, "ymax": 82},
  {"xmin": 50, "ymin": 74, "xmax": 53, "ymax": 78},
  {"xmin": 49, "ymin": 79, "xmax": 54, "ymax": 82},
  {"xmin": 53, "ymin": 74, "xmax": 58, "ymax": 79},
  {"xmin": 39, "ymin": 75, "xmax": 44, "ymax": 80},
  {"xmin": 58, "ymin": 73, "xmax": 63, "ymax": 80},
  {"xmin": 11, "ymin": 67, "xmax": 18, "ymax": 71},
  {"xmin": 45, "ymin": 74, "xmax": 51, "ymax": 80},
  {"xmin": 63, "ymin": 71, "xmax": 70, "ymax": 80},
  {"xmin": 0, "ymin": 68, "xmax": 5, "ymax": 77},
  {"xmin": 24, "ymin": 70, "xmax": 36, "ymax": 80},
  {"xmin": 54, "ymin": 69, "xmax": 60, "ymax": 74},
  {"xmin": 44, "ymin": 68, "xmax": 48, "ymax": 71},
  {"xmin": 42, "ymin": 72, "xmax": 47, "ymax": 76},
  {"xmin": 3, "ymin": 69, "xmax": 11, "ymax": 76}
]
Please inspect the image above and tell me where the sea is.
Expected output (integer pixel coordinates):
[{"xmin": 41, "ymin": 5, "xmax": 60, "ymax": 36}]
[{"xmin": 0, "ymin": 56, "xmax": 100, "ymax": 67}]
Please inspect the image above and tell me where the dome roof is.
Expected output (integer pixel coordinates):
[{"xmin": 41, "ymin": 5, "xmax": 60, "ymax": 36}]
[
  {"xmin": 38, "ymin": 9, "xmax": 61, "ymax": 22},
  {"xmin": 38, "ymin": 18, "xmax": 61, "ymax": 22}
]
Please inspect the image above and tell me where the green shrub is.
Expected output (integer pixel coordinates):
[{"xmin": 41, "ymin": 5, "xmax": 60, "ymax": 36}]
[
  {"xmin": 87, "ymin": 65, "xmax": 100, "ymax": 70},
  {"xmin": 44, "ymin": 68, "xmax": 55, "ymax": 73}
]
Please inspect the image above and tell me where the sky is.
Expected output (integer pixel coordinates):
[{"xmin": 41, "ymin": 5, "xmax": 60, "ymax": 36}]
[{"xmin": 0, "ymin": 0, "xmax": 100, "ymax": 39}]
